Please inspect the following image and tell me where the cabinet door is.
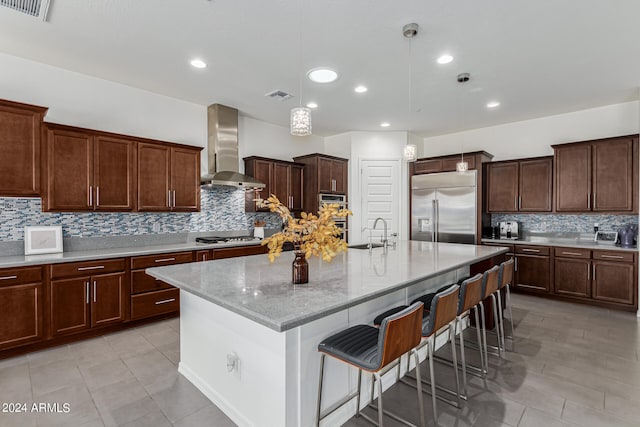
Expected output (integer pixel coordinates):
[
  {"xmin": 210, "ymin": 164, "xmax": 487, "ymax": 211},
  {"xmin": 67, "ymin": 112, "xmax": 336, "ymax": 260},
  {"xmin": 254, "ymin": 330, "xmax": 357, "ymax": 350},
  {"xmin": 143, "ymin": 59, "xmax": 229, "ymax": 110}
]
[
  {"xmin": 592, "ymin": 261, "xmax": 634, "ymax": 305},
  {"xmin": 332, "ymin": 160, "xmax": 347, "ymax": 194},
  {"xmin": 290, "ymin": 165, "xmax": 304, "ymax": 211},
  {"xmin": 45, "ymin": 128, "xmax": 93, "ymax": 211},
  {"xmin": 0, "ymin": 283, "xmax": 43, "ymax": 350},
  {"xmin": 514, "ymin": 255, "xmax": 550, "ymax": 293},
  {"xmin": 554, "ymin": 258, "xmax": 590, "ymax": 297},
  {"xmin": 0, "ymin": 102, "xmax": 43, "ymax": 196},
  {"xmin": 272, "ymin": 163, "xmax": 291, "ymax": 207},
  {"xmin": 519, "ymin": 158, "xmax": 552, "ymax": 212},
  {"xmin": 91, "ymin": 272, "xmax": 127, "ymax": 328},
  {"xmin": 171, "ymin": 147, "xmax": 200, "ymax": 211},
  {"xmin": 318, "ymin": 157, "xmax": 333, "ymax": 192},
  {"xmin": 94, "ymin": 136, "xmax": 136, "ymax": 211},
  {"xmin": 51, "ymin": 277, "xmax": 91, "ymax": 336},
  {"xmin": 252, "ymin": 159, "xmax": 273, "ymax": 201},
  {"xmin": 487, "ymin": 162, "xmax": 519, "ymax": 212},
  {"xmin": 555, "ymin": 144, "xmax": 591, "ymax": 211},
  {"xmin": 138, "ymin": 142, "xmax": 171, "ymax": 211},
  {"xmin": 592, "ymin": 138, "xmax": 633, "ymax": 211}
]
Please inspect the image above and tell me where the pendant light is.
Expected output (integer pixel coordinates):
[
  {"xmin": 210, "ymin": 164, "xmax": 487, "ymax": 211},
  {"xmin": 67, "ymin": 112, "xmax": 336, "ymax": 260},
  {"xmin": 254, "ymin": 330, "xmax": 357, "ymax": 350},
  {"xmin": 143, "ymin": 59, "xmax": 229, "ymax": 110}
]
[
  {"xmin": 290, "ymin": 0, "xmax": 311, "ymax": 136},
  {"xmin": 456, "ymin": 73, "xmax": 471, "ymax": 173},
  {"xmin": 402, "ymin": 23, "xmax": 418, "ymax": 162}
]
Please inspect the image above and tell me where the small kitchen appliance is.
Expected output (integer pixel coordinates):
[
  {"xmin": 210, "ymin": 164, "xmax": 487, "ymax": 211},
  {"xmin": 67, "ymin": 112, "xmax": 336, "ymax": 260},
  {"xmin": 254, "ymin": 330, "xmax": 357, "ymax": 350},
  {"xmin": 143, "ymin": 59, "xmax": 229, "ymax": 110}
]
[
  {"xmin": 594, "ymin": 231, "xmax": 618, "ymax": 246},
  {"xmin": 499, "ymin": 221, "xmax": 519, "ymax": 240},
  {"xmin": 617, "ymin": 224, "xmax": 637, "ymax": 247}
]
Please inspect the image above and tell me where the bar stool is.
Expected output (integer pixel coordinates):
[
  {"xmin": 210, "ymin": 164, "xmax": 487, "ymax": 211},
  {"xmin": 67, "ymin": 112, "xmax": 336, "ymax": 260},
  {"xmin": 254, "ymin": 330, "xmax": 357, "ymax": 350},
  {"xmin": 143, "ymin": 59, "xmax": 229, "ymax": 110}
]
[
  {"xmin": 497, "ymin": 259, "xmax": 515, "ymax": 351},
  {"xmin": 479, "ymin": 265, "xmax": 502, "ymax": 370},
  {"xmin": 316, "ymin": 302, "xmax": 425, "ymax": 427}
]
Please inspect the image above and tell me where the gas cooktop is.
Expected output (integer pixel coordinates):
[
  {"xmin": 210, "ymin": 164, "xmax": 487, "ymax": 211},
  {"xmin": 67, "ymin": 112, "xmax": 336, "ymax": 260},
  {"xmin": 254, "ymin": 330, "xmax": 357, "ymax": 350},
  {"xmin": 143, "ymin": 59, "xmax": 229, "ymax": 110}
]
[{"xmin": 195, "ymin": 236, "xmax": 261, "ymax": 244}]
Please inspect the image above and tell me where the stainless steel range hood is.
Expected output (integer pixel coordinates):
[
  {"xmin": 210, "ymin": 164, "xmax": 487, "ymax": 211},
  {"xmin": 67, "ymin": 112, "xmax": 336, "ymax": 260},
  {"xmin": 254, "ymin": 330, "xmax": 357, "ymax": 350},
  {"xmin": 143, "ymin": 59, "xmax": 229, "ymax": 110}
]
[{"xmin": 200, "ymin": 104, "xmax": 266, "ymax": 190}]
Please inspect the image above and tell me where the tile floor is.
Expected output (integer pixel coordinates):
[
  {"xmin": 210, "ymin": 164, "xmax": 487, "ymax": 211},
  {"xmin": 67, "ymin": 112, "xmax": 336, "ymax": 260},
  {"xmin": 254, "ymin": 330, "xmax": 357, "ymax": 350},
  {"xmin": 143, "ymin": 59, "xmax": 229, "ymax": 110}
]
[{"xmin": 0, "ymin": 293, "xmax": 639, "ymax": 426}]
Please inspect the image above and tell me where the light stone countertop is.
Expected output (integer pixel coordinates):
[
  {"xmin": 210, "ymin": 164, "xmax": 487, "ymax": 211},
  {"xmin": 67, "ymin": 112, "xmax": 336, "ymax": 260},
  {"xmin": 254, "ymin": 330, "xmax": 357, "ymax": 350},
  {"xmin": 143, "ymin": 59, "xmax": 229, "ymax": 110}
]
[
  {"xmin": 0, "ymin": 240, "xmax": 263, "ymax": 269},
  {"xmin": 146, "ymin": 241, "xmax": 508, "ymax": 332},
  {"xmin": 481, "ymin": 237, "xmax": 638, "ymax": 252}
]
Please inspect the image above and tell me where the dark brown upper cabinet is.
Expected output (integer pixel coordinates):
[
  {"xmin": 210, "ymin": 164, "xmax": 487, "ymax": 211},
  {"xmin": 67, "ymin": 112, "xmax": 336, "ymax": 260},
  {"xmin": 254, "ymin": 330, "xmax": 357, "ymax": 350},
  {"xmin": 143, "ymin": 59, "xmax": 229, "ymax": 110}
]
[
  {"xmin": 138, "ymin": 143, "xmax": 200, "ymax": 212},
  {"xmin": 554, "ymin": 135, "xmax": 637, "ymax": 213},
  {"xmin": 0, "ymin": 99, "xmax": 47, "ymax": 196},
  {"xmin": 486, "ymin": 157, "xmax": 552, "ymax": 213},
  {"xmin": 244, "ymin": 157, "xmax": 304, "ymax": 212},
  {"xmin": 43, "ymin": 124, "xmax": 136, "ymax": 212},
  {"xmin": 292, "ymin": 153, "xmax": 348, "ymax": 213}
]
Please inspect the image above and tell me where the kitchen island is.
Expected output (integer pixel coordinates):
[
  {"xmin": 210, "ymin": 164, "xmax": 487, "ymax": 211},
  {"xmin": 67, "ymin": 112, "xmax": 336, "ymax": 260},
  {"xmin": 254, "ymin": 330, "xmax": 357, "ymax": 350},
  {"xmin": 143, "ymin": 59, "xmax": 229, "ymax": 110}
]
[{"xmin": 147, "ymin": 241, "xmax": 507, "ymax": 427}]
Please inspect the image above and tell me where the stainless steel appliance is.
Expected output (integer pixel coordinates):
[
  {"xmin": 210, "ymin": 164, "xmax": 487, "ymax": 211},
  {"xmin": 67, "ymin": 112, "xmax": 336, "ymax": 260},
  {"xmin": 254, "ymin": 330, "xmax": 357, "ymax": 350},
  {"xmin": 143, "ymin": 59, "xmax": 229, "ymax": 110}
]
[
  {"xmin": 319, "ymin": 193, "xmax": 348, "ymax": 240},
  {"xmin": 499, "ymin": 221, "xmax": 519, "ymax": 240},
  {"xmin": 411, "ymin": 171, "xmax": 477, "ymax": 244},
  {"xmin": 195, "ymin": 236, "xmax": 261, "ymax": 244}
]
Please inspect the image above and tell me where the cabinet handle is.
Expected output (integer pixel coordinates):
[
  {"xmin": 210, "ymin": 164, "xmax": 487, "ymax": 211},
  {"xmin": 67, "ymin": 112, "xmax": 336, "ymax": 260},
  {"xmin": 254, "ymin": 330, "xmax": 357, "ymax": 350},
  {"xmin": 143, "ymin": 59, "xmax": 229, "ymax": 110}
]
[
  {"xmin": 201, "ymin": 253, "xmax": 207, "ymax": 261},
  {"xmin": 562, "ymin": 252, "xmax": 582, "ymax": 256},
  {"xmin": 587, "ymin": 193, "xmax": 591, "ymax": 209},
  {"xmin": 93, "ymin": 281, "xmax": 97, "ymax": 303},
  {"xmin": 89, "ymin": 186, "xmax": 93, "ymax": 207},
  {"xmin": 96, "ymin": 186, "xmax": 100, "ymax": 207},
  {"xmin": 593, "ymin": 192, "xmax": 596, "ymax": 209},
  {"xmin": 172, "ymin": 190, "xmax": 176, "ymax": 208},
  {"xmin": 168, "ymin": 190, "xmax": 171, "ymax": 208},
  {"xmin": 154, "ymin": 257, "xmax": 176, "ymax": 263},
  {"xmin": 518, "ymin": 196, "xmax": 522, "ymax": 210},
  {"xmin": 514, "ymin": 257, "xmax": 518, "ymax": 271},
  {"xmin": 592, "ymin": 264, "xmax": 596, "ymax": 281},
  {"xmin": 0, "ymin": 275, "xmax": 17, "ymax": 280},
  {"xmin": 77, "ymin": 265, "xmax": 105, "ymax": 271},
  {"xmin": 515, "ymin": 197, "xmax": 517, "ymax": 210},
  {"xmin": 86, "ymin": 281, "xmax": 90, "ymax": 304},
  {"xmin": 155, "ymin": 298, "xmax": 176, "ymax": 305},
  {"xmin": 521, "ymin": 248, "xmax": 540, "ymax": 253},
  {"xmin": 587, "ymin": 264, "xmax": 590, "ymax": 280},
  {"xmin": 601, "ymin": 254, "xmax": 624, "ymax": 259}
]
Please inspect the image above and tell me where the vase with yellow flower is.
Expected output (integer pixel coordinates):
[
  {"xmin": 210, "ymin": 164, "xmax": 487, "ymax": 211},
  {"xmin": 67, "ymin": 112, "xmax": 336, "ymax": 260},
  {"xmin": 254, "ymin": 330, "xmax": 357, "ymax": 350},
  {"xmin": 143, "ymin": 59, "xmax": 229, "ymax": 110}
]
[{"xmin": 259, "ymin": 195, "xmax": 352, "ymax": 284}]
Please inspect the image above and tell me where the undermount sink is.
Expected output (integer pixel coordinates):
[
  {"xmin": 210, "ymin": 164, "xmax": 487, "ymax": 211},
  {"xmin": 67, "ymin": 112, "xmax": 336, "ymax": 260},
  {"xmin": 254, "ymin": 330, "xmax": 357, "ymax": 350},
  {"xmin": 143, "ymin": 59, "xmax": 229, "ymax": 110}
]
[{"xmin": 348, "ymin": 243, "xmax": 384, "ymax": 250}]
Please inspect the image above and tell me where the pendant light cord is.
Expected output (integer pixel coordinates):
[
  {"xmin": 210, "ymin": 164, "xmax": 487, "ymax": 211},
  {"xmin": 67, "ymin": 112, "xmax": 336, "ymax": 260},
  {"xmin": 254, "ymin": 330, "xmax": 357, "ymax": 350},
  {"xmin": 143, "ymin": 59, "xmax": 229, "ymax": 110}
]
[{"xmin": 298, "ymin": 0, "xmax": 303, "ymax": 108}]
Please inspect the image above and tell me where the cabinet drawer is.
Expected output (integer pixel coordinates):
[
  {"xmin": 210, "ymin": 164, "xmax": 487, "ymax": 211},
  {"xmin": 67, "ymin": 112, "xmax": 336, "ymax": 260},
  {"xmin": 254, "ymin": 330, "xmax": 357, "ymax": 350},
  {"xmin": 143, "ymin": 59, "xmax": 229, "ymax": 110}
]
[
  {"xmin": 130, "ymin": 252, "xmax": 193, "ymax": 270},
  {"xmin": 51, "ymin": 259, "xmax": 125, "ymax": 279},
  {"xmin": 131, "ymin": 270, "xmax": 173, "ymax": 294},
  {"xmin": 0, "ymin": 266, "xmax": 42, "ymax": 287},
  {"xmin": 592, "ymin": 250, "xmax": 634, "ymax": 263},
  {"xmin": 515, "ymin": 245, "xmax": 550, "ymax": 256},
  {"xmin": 131, "ymin": 288, "xmax": 179, "ymax": 320},
  {"xmin": 213, "ymin": 245, "xmax": 268, "ymax": 260},
  {"xmin": 554, "ymin": 247, "xmax": 591, "ymax": 259}
]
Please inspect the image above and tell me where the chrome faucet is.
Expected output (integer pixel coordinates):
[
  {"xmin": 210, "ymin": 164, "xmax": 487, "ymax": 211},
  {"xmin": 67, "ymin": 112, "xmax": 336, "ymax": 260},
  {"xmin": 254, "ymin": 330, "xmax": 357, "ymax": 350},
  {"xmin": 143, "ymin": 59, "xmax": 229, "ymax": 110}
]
[
  {"xmin": 373, "ymin": 217, "xmax": 388, "ymax": 248},
  {"xmin": 362, "ymin": 226, "xmax": 374, "ymax": 253}
]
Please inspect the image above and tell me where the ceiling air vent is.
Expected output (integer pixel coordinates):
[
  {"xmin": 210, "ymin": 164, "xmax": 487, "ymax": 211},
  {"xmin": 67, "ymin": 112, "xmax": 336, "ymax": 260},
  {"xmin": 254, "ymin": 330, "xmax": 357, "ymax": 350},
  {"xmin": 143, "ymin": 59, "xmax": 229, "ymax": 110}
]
[
  {"xmin": 1, "ymin": 0, "xmax": 51, "ymax": 21},
  {"xmin": 264, "ymin": 90, "xmax": 293, "ymax": 101}
]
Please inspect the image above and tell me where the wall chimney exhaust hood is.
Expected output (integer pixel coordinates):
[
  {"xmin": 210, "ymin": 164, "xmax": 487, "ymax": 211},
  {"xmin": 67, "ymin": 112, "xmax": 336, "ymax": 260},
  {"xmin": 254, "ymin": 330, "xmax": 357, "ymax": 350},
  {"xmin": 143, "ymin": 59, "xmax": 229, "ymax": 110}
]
[{"xmin": 200, "ymin": 104, "xmax": 266, "ymax": 190}]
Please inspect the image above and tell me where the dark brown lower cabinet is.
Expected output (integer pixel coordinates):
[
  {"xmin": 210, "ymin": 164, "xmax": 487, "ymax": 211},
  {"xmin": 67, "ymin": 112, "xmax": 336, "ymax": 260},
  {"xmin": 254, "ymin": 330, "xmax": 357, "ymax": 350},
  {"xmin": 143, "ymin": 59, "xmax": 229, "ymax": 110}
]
[
  {"xmin": 514, "ymin": 254, "xmax": 550, "ymax": 293},
  {"xmin": 0, "ymin": 266, "xmax": 44, "ymax": 350},
  {"xmin": 554, "ymin": 258, "xmax": 591, "ymax": 298},
  {"xmin": 51, "ymin": 271, "xmax": 126, "ymax": 336},
  {"xmin": 592, "ymin": 260, "xmax": 634, "ymax": 305}
]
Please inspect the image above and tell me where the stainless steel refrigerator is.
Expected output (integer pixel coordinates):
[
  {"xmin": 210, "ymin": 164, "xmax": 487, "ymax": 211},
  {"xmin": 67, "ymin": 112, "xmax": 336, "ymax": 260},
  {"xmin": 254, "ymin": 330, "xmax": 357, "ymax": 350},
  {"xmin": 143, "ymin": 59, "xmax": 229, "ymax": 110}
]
[{"xmin": 411, "ymin": 171, "xmax": 477, "ymax": 244}]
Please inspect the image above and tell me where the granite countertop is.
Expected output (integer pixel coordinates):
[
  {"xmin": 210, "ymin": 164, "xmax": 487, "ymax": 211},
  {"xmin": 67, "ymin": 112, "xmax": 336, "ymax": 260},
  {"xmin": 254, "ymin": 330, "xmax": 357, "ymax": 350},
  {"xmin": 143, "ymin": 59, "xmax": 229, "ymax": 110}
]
[
  {"xmin": 0, "ymin": 239, "xmax": 264, "ymax": 269},
  {"xmin": 481, "ymin": 237, "xmax": 637, "ymax": 252},
  {"xmin": 146, "ymin": 241, "xmax": 508, "ymax": 332}
]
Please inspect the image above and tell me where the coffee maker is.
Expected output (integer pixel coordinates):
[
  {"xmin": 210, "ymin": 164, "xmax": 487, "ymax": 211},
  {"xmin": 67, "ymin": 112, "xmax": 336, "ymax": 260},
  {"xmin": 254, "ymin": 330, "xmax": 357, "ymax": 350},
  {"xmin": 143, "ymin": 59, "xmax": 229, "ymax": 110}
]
[{"xmin": 499, "ymin": 221, "xmax": 519, "ymax": 240}]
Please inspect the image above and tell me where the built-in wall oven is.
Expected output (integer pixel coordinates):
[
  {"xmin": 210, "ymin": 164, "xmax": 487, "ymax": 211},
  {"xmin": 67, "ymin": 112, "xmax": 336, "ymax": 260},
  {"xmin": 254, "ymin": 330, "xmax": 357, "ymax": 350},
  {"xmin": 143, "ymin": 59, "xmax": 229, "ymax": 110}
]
[{"xmin": 319, "ymin": 193, "xmax": 348, "ymax": 241}]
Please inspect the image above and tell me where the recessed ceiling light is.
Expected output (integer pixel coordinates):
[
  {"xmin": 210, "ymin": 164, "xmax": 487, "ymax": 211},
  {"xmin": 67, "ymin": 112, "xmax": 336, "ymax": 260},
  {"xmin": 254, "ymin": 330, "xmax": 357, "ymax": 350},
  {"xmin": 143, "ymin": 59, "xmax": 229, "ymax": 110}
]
[
  {"xmin": 437, "ymin": 54, "xmax": 454, "ymax": 64},
  {"xmin": 487, "ymin": 101, "xmax": 501, "ymax": 108},
  {"xmin": 380, "ymin": 122, "xmax": 390, "ymax": 128},
  {"xmin": 354, "ymin": 85, "xmax": 368, "ymax": 93},
  {"xmin": 307, "ymin": 68, "xmax": 339, "ymax": 83},
  {"xmin": 190, "ymin": 59, "xmax": 207, "ymax": 69},
  {"xmin": 306, "ymin": 102, "xmax": 318, "ymax": 109}
]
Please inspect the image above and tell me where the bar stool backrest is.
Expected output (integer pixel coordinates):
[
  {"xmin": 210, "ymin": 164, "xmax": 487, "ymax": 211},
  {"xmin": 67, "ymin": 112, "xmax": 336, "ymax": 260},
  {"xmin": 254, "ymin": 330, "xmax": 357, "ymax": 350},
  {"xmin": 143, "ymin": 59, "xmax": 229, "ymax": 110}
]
[
  {"xmin": 499, "ymin": 259, "xmax": 514, "ymax": 290},
  {"xmin": 482, "ymin": 265, "xmax": 500, "ymax": 298},
  {"xmin": 458, "ymin": 273, "xmax": 483, "ymax": 314},
  {"xmin": 423, "ymin": 285, "xmax": 460, "ymax": 337},
  {"xmin": 377, "ymin": 302, "xmax": 424, "ymax": 368}
]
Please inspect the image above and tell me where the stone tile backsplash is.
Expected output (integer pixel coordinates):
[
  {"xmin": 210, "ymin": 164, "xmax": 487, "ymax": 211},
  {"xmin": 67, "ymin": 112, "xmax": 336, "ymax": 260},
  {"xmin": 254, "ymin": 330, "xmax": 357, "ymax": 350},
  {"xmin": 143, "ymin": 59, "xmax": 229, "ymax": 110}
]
[
  {"xmin": 491, "ymin": 213, "xmax": 638, "ymax": 233},
  {"xmin": 0, "ymin": 187, "xmax": 281, "ymax": 241}
]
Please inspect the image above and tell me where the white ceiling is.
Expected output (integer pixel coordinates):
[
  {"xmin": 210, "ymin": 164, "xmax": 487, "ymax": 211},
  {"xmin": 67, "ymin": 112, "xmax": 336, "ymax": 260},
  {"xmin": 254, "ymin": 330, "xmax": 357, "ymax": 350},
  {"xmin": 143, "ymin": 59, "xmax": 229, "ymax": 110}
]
[{"xmin": 0, "ymin": 0, "xmax": 639, "ymax": 137}]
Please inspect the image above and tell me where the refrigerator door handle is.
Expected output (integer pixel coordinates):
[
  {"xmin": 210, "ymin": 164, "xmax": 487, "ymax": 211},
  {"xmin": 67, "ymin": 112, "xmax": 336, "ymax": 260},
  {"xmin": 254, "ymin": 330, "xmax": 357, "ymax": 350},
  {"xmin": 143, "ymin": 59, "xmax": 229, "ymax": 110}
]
[
  {"xmin": 432, "ymin": 199, "xmax": 437, "ymax": 242},
  {"xmin": 435, "ymin": 199, "xmax": 439, "ymax": 242}
]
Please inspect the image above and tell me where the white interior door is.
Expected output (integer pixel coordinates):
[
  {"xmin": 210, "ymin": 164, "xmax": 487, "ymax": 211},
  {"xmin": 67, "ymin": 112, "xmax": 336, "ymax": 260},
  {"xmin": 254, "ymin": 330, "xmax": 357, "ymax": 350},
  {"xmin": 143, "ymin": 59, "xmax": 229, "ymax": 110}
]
[{"xmin": 359, "ymin": 160, "xmax": 400, "ymax": 244}]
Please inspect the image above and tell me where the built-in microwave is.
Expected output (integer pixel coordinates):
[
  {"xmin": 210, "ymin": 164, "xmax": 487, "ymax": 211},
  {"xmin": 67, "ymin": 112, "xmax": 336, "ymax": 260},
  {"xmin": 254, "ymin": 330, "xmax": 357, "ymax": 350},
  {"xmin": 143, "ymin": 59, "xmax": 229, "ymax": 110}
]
[{"xmin": 318, "ymin": 193, "xmax": 347, "ymax": 207}]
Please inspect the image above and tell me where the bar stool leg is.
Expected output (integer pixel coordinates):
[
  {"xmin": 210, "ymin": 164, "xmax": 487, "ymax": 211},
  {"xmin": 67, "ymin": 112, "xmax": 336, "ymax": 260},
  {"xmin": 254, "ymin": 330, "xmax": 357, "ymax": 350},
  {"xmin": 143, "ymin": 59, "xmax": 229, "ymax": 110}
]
[
  {"xmin": 413, "ymin": 349, "xmax": 426, "ymax": 427},
  {"xmin": 479, "ymin": 301, "xmax": 489, "ymax": 373},
  {"xmin": 374, "ymin": 372, "xmax": 384, "ymax": 426},
  {"xmin": 449, "ymin": 323, "xmax": 461, "ymax": 408},
  {"xmin": 490, "ymin": 294, "xmax": 504, "ymax": 357},
  {"xmin": 506, "ymin": 284, "xmax": 515, "ymax": 351},
  {"xmin": 428, "ymin": 337, "xmax": 438, "ymax": 421},
  {"xmin": 456, "ymin": 317, "xmax": 468, "ymax": 396},
  {"xmin": 356, "ymin": 369, "xmax": 362, "ymax": 416},
  {"xmin": 496, "ymin": 290, "xmax": 506, "ymax": 353},
  {"xmin": 473, "ymin": 307, "xmax": 487, "ymax": 376},
  {"xmin": 316, "ymin": 354, "xmax": 326, "ymax": 427}
]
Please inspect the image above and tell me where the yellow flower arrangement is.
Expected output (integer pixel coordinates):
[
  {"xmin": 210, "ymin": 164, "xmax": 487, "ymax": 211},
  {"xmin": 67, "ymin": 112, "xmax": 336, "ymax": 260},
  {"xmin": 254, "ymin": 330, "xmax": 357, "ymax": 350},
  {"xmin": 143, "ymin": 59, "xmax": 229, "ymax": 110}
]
[{"xmin": 259, "ymin": 195, "xmax": 352, "ymax": 262}]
